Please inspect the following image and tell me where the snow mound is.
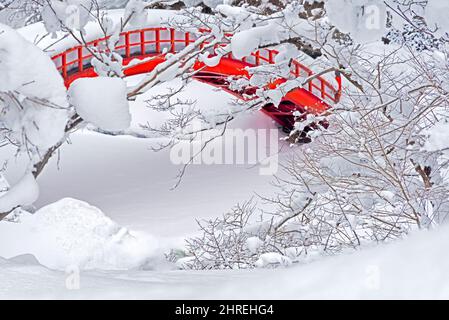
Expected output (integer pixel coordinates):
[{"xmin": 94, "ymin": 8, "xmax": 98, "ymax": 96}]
[
  {"xmin": 69, "ymin": 77, "xmax": 131, "ymax": 131},
  {"xmin": 0, "ymin": 198, "xmax": 158, "ymax": 270}
]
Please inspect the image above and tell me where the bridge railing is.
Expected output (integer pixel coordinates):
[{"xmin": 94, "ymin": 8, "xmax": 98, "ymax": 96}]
[{"xmin": 51, "ymin": 27, "xmax": 341, "ymax": 104}]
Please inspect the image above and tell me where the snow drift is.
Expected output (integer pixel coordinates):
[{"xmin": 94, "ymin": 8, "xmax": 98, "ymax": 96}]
[
  {"xmin": 0, "ymin": 198, "xmax": 158, "ymax": 270},
  {"xmin": 1, "ymin": 220, "xmax": 449, "ymax": 299}
]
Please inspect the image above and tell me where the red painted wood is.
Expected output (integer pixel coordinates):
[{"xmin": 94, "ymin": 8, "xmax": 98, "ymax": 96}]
[{"xmin": 52, "ymin": 27, "xmax": 342, "ymax": 130}]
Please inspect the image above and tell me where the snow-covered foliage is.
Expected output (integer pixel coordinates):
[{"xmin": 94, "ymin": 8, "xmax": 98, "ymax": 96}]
[
  {"xmin": 0, "ymin": 15, "xmax": 130, "ymax": 214},
  {"xmin": 69, "ymin": 77, "xmax": 131, "ymax": 131},
  {"xmin": 0, "ymin": 23, "xmax": 70, "ymax": 213},
  {"xmin": 324, "ymin": 0, "xmax": 387, "ymax": 43},
  {"xmin": 124, "ymin": 0, "xmax": 148, "ymax": 27},
  {"xmin": 41, "ymin": 0, "xmax": 93, "ymax": 35},
  {"xmin": 0, "ymin": 24, "xmax": 69, "ymax": 151},
  {"xmin": 0, "ymin": 0, "xmax": 42, "ymax": 27},
  {"xmin": 0, "ymin": 0, "xmax": 134, "ymax": 28}
]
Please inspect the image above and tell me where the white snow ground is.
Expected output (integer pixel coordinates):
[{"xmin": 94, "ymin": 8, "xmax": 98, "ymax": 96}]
[{"xmin": 1, "ymin": 222, "xmax": 449, "ymax": 299}]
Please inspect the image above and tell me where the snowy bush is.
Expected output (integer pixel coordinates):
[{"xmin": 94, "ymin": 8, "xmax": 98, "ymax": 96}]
[
  {"xmin": 182, "ymin": 201, "xmax": 266, "ymax": 269},
  {"xmin": 0, "ymin": 0, "xmax": 43, "ymax": 27},
  {"xmin": 181, "ymin": 199, "xmax": 319, "ymax": 269},
  {"xmin": 0, "ymin": 23, "xmax": 70, "ymax": 214},
  {"xmin": 180, "ymin": 1, "xmax": 449, "ymax": 269}
]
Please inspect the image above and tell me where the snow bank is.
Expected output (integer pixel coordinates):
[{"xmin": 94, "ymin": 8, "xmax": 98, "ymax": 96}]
[
  {"xmin": 68, "ymin": 77, "xmax": 131, "ymax": 131},
  {"xmin": 2, "ymin": 222, "xmax": 449, "ymax": 299},
  {"xmin": 0, "ymin": 198, "xmax": 158, "ymax": 270}
]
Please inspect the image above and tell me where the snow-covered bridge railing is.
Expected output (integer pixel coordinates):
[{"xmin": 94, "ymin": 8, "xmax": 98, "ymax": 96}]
[{"xmin": 51, "ymin": 27, "xmax": 342, "ymax": 129}]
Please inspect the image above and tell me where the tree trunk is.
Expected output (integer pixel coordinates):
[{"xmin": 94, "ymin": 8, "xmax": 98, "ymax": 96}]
[{"xmin": 0, "ymin": 211, "xmax": 11, "ymax": 221}]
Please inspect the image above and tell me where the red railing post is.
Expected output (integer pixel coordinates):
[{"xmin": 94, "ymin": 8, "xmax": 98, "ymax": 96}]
[
  {"xmin": 185, "ymin": 32, "xmax": 190, "ymax": 47},
  {"xmin": 78, "ymin": 46, "xmax": 83, "ymax": 72},
  {"xmin": 170, "ymin": 28, "xmax": 175, "ymax": 53},
  {"xmin": 140, "ymin": 30, "xmax": 145, "ymax": 55},
  {"xmin": 335, "ymin": 72, "xmax": 342, "ymax": 102},
  {"xmin": 92, "ymin": 40, "xmax": 99, "ymax": 51},
  {"xmin": 61, "ymin": 53, "xmax": 67, "ymax": 79},
  {"xmin": 155, "ymin": 29, "xmax": 160, "ymax": 53},
  {"xmin": 125, "ymin": 32, "xmax": 130, "ymax": 58},
  {"xmin": 321, "ymin": 80, "xmax": 326, "ymax": 100},
  {"xmin": 268, "ymin": 50, "xmax": 274, "ymax": 64},
  {"xmin": 308, "ymin": 72, "xmax": 313, "ymax": 92}
]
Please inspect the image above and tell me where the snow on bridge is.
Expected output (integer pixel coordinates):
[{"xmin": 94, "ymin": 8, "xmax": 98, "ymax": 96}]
[{"xmin": 19, "ymin": 9, "xmax": 342, "ymax": 130}]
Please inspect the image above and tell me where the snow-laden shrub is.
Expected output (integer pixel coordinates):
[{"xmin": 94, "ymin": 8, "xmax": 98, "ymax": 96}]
[
  {"xmin": 181, "ymin": 201, "xmax": 273, "ymax": 269},
  {"xmin": 0, "ymin": 23, "xmax": 70, "ymax": 213},
  {"xmin": 180, "ymin": 199, "xmax": 325, "ymax": 270},
  {"xmin": 0, "ymin": 24, "xmax": 69, "ymax": 151},
  {"xmin": 181, "ymin": 38, "xmax": 449, "ymax": 269}
]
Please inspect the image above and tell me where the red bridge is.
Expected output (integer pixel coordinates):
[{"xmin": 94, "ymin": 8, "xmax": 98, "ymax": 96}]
[{"xmin": 51, "ymin": 27, "xmax": 342, "ymax": 130}]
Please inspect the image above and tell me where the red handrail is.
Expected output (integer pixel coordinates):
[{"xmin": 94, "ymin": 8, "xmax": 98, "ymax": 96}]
[{"xmin": 51, "ymin": 27, "xmax": 341, "ymax": 105}]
